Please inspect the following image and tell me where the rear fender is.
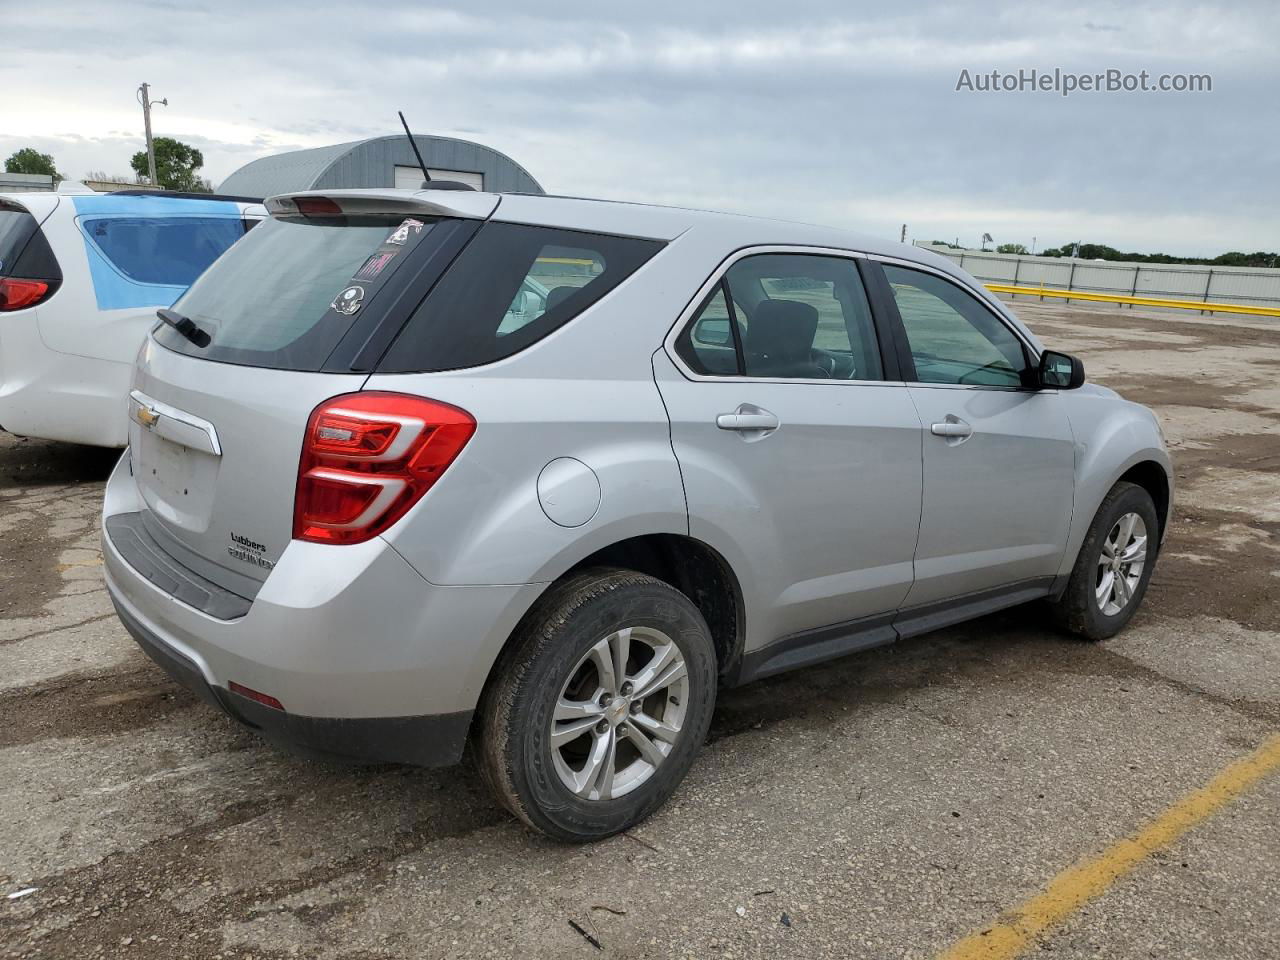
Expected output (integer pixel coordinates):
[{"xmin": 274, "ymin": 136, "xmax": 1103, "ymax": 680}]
[{"xmin": 370, "ymin": 375, "xmax": 689, "ymax": 586}]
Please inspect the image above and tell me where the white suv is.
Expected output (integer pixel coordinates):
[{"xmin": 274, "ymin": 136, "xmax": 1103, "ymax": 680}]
[{"xmin": 0, "ymin": 188, "xmax": 262, "ymax": 447}]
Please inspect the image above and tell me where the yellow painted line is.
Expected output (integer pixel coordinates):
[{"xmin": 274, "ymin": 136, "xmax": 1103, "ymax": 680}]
[
  {"xmin": 936, "ymin": 733, "xmax": 1280, "ymax": 960},
  {"xmin": 984, "ymin": 282, "xmax": 1280, "ymax": 318}
]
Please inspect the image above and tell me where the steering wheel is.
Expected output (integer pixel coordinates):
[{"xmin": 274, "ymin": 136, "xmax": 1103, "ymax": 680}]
[
  {"xmin": 812, "ymin": 350, "xmax": 858, "ymax": 379},
  {"xmin": 958, "ymin": 359, "xmax": 1019, "ymax": 386}
]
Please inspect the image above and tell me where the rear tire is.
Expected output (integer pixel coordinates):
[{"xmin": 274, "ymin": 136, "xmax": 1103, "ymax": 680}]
[
  {"xmin": 1049, "ymin": 481, "xmax": 1159, "ymax": 641},
  {"xmin": 477, "ymin": 567, "xmax": 717, "ymax": 842}
]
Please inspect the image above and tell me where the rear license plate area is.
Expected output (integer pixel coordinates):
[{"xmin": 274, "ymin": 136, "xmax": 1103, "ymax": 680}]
[{"xmin": 138, "ymin": 429, "xmax": 194, "ymax": 498}]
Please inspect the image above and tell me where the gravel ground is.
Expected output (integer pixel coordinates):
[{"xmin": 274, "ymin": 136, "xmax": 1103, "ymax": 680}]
[{"xmin": 1, "ymin": 301, "xmax": 1277, "ymax": 959}]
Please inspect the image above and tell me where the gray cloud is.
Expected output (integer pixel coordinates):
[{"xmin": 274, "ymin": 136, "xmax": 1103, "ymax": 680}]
[{"xmin": 3, "ymin": 0, "xmax": 1276, "ymax": 255}]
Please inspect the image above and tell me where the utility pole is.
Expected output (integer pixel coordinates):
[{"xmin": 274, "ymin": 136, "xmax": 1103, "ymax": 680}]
[
  {"xmin": 899, "ymin": 223, "xmax": 907, "ymax": 243},
  {"xmin": 137, "ymin": 83, "xmax": 168, "ymax": 186}
]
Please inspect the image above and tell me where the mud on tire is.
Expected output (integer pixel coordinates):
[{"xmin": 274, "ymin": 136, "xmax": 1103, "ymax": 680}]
[{"xmin": 476, "ymin": 567, "xmax": 717, "ymax": 842}]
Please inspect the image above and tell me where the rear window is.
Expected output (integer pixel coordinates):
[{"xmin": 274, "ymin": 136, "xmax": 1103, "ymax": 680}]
[
  {"xmin": 0, "ymin": 200, "xmax": 60, "ymax": 282},
  {"xmin": 156, "ymin": 214, "xmax": 446, "ymax": 370},
  {"xmin": 378, "ymin": 222, "xmax": 664, "ymax": 372},
  {"xmin": 81, "ymin": 216, "xmax": 243, "ymax": 287}
]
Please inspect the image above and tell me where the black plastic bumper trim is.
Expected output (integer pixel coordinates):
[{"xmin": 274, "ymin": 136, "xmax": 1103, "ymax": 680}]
[
  {"xmin": 734, "ymin": 577, "xmax": 1057, "ymax": 686},
  {"xmin": 106, "ymin": 511, "xmax": 253, "ymax": 620},
  {"xmin": 110, "ymin": 594, "xmax": 472, "ymax": 768}
]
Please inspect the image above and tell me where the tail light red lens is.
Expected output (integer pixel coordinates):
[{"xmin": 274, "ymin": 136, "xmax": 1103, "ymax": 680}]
[
  {"xmin": 0, "ymin": 277, "xmax": 52, "ymax": 311},
  {"xmin": 294, "ymin": 196, "xmax": 344, "ymax": 218},
  {"xmin": 228, "ymin": 681, "xmax": 284, "ymax": 711},
  {"xmin": 294, "ymin": 392, "xmax": 476, "ymax": 545}
]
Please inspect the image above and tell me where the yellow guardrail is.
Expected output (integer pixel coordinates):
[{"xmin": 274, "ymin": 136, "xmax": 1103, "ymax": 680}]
[{"xmin": 983, "ymin": 282, "xmax": 1280, "ymax": 318}]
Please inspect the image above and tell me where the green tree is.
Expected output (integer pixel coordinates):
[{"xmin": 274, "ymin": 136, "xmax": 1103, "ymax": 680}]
[
  {"xmin": 130, "ymin": 137, "xmax": 206, "ymax": 191},
  {"xmin": 996, "ymin": 243, "xmax": 1028, "ymax": 255},
  {"xmin": 4, "ymin": 147, "xmax": 62, "ymax": 181},
  {"xmin": 1036, "ymin": 242, "xmax": 1279, "ymax": 268}
]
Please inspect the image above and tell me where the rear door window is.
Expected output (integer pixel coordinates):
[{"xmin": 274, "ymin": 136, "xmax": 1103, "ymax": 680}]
[
  {"xmin": 378, "ymin": 223, "xmax": 664, "ymax": 373},
  {"xmin": 675, "ymin": 253, "xmax": 884, "ymax": 381},
  {"xmin": 81, "ymin": 216, "xmax": 244, "ymax": 287},
  {"xmin": 157, "ymin": 215, "xmax": 450, "ymax": 370}
]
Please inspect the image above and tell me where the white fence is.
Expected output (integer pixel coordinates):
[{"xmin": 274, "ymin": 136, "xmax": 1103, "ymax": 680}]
[{"xmin": 917, "ymin": 245, "xmax": 1280, "ymax": 314}]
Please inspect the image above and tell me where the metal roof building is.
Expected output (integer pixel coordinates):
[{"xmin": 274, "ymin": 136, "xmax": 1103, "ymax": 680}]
[
  {"xmin": 218, "ymin": 135, "xmax": 543, "ymax": 198},
  {"xmin": 0, "ymin": 172, "xmax": 56, "ymax": 192}
]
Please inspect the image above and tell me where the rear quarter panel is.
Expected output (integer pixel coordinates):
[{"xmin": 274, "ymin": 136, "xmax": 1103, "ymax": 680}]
[
  {"xmin": 365, "ymin": 372, "xmax": 689, "ymax": 585},
  {"xmin": 352, "ymin": 227, "xmax": 780, "ymax": 714},
  {"xmin": 365, "ymin": 226, "xmax": 739, "ymax": 587}
]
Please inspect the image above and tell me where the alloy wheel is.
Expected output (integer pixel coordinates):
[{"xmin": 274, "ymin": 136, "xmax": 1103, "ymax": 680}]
[
  {"xmin": 1096, "ymin": 512, "xmax": 1148, "ymax": 616},
  {"xmin": 550, "ymin": 626, "xmax": 689, "ymax": 801}
]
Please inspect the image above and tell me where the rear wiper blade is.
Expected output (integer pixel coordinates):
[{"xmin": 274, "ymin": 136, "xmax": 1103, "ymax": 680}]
[{"xmin": 156, "ymin": 308, "xmax": 211, "ymax": 348}]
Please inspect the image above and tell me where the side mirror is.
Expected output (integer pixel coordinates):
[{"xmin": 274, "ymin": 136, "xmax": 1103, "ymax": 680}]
[{"xmin": 1038, "ymin": 350, "xmax": 1085, "ymax": 390}]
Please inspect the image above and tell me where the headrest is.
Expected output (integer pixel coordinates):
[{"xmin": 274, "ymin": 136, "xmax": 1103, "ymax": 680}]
[
  {"xmin": 545, "ymin": 285, "xmax": 578, "ymax": 311},
  {"xmin": 745, "ymin": 299, "xmax": 819, "ymax": 361}
]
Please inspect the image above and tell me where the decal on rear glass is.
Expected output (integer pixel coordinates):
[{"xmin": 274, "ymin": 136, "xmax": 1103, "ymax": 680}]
[
  {"xmin": 326, "ymin": 217, "xmax": 434, "ymax": 320},
  {"xmin": 354, "ymin": 252, "xmax": 397, "ymax": 281},
  {"xmin": 386, "ymin": 217, "xmax": 425, "ymax": 245},
  {"xmin": 330, "ymin": 284, "xmax": 366, "ymax": 316}
]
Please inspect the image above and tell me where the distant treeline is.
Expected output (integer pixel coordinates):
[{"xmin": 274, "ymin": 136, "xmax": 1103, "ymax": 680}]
[
  {"xmin": 929, "ymin": 240, "xmax": 1279, "ymax": 268},
  {"xmin": 1038, "ymin": 243, "xmax": 1279, "ymax": 268}
]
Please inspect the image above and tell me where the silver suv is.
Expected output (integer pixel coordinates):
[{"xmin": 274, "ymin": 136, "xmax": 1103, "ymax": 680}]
[{"xmin": 102, "ymin": 188, "xmax": 1171, "ymax": 841}]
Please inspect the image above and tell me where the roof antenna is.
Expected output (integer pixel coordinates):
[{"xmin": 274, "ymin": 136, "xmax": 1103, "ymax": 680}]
[{"xmin": 398, "ymin": 110, "xmax": 431, "ymax": 184}]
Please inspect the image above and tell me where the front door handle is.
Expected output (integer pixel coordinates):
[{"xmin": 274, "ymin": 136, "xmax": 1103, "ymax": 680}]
[{"xmin": 930, "ymin": 417, "xmax": 973, "ymax": 443}]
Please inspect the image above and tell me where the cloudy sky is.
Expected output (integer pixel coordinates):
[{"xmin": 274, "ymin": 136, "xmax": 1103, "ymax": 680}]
[{"xmin": 3, "ymin": 0, "xmax": 1276, "ymax": 255}]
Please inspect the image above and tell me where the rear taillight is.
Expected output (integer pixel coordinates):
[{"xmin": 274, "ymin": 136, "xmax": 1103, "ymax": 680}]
[
  {"xmin": 294, "ymin": 196, "xmax": 343, "ymax": 217},
  {"xmin": 293, "ymin": 392, "xmax": 476, "ymax": 545},
  {"xmin": 0, "ymin": 277, "xmax": 52, "ymax": 311}
]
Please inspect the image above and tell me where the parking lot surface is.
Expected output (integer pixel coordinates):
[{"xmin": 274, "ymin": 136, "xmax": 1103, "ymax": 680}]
[{"xmin": 2, "ymin": 301, "xmax": 1277, "ymax": 959}]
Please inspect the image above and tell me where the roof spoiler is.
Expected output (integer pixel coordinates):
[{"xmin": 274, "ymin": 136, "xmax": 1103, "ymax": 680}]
[
  {"xmin": 266, "ymin": 189, "xmax": 498, "ymax": 221},
  {"xmin": 111, "ymin": 189, "xmax": 265, "ymax": 203}
]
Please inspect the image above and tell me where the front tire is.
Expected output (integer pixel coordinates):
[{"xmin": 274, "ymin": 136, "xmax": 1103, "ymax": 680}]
[
  {"xmin": 1049, "ymin": 481, "xmax": 1159, "ymax": 640},
  {"xmin": 477, "ymin": 568, "xmax": 717, "ymax": 842}
]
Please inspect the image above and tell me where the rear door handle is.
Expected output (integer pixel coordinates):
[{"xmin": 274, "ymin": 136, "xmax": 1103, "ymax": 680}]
[
  {"xmin": 930, "ymin": 417, "xmax": 973, "ymax": 441},
  {"xmin": 716, "ymin": 405, "xmax": 780, "ymax": 436},
  {"xmin": 717, "ymin": 411, "xmax": 780, "ymax": 431}
]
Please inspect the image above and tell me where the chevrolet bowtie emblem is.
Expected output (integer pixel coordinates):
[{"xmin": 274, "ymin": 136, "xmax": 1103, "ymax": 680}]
[{"xmin": 136, "ymin": 405, "xmax": 160, "ymax": 429}]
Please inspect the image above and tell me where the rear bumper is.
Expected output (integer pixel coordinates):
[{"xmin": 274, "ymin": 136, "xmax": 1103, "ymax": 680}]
[
  {"xmin": 111, "ymin": 593, "xmax": 472, "ymax": 766},
  {"xmin": 102, "ymin": 453, "xmax": 544, "ymax": 767}
]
